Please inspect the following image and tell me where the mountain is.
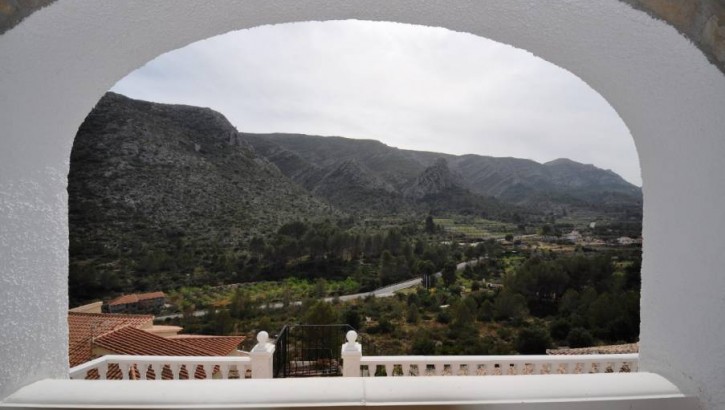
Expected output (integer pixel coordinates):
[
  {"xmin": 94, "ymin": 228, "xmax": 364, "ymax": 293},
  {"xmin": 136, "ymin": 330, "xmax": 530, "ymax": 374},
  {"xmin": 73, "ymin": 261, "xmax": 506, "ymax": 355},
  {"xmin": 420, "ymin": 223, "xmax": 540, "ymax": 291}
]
[
  {"xmin": 70, "ymin": 92, "xmax": 642, "ymax": 251},
  {"xmin": 68, "ymin": 93, "xmax": 643, "ymax": 304},
  {"xmin": 403, "ymin": 158, "xmax": 460, "ymax": 200},
  {"xmin": 242, "ymin": 133, "xmax": 642, "ymax": 215},
  {"xmin": 68, "ymin": 92, "xmax": 337, "ymax": 257}
]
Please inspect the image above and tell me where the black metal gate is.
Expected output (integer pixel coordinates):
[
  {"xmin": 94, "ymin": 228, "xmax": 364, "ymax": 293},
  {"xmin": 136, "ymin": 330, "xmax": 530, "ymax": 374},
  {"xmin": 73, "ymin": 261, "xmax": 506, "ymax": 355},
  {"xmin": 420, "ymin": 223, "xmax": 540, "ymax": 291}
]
[{"xmin": 273, "ymin": 324, "xmax": 356, "ymax": 378}]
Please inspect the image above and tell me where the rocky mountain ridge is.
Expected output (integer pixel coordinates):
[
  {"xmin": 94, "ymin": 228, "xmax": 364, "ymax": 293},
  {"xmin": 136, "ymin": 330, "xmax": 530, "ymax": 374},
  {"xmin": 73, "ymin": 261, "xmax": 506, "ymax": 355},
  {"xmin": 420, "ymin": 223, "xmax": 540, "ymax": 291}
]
[
  {"xmin": 242, "ymin": 133, "xmax": 642, "ymax": 214},
  {"xmin": 70, "ymin": 92, "xmax": 642, "ymax": 252}
]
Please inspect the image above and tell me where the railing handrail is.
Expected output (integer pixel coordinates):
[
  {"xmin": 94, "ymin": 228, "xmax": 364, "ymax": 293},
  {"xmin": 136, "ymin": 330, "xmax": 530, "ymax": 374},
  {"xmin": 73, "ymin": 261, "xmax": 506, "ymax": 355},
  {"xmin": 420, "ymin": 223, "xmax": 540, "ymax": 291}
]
[{"xmin": 360, "ymin": 353, "xmax": 638, "ymax": 363}]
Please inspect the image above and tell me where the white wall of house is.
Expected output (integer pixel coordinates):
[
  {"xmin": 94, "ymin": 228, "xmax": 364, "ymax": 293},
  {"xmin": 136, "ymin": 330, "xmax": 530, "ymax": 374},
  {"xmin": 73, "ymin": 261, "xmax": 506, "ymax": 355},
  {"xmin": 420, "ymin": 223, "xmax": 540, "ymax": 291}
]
[{"xmin": 1, "ymin": 1, "xmax": 724, "ymax": 408}]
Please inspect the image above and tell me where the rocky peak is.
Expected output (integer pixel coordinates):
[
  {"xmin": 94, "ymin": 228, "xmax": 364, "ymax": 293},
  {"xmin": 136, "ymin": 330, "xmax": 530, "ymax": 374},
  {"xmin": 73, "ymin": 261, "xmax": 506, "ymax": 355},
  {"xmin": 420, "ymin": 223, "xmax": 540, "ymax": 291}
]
[
  {"xmin": 316, "ymin": 159, "xmax": 396, "ymax": 193},
  {"xmin": 404, "ymin": 158, "xmax": 460, "ymax": 199}
]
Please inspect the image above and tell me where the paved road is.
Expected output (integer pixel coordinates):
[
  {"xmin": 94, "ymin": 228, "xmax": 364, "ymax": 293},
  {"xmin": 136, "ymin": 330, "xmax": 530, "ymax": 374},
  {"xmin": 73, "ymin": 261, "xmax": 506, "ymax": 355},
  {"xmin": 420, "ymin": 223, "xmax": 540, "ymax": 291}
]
[
  {"xmin": 156, "ymin": 259, "xmax": 478, "ymax": 320},
  {"xmin": 327, "ymin": 259, "xmax": 476, "ymax": 301}
]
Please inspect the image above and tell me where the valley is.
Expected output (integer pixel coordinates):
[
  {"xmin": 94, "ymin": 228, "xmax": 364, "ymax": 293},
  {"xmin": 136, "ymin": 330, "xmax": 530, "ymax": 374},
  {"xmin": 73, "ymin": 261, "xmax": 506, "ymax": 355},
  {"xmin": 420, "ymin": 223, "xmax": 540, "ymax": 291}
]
[{"xmin": 68, "ymin": 93, "xmax": 643, "ymax": 355}]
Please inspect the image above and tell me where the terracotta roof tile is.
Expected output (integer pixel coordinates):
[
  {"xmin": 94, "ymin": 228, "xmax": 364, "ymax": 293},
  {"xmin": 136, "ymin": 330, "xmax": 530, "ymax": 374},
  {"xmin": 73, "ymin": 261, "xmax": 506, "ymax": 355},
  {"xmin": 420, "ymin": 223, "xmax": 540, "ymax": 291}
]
[
  {"xmin": 68, "ymin": 312, "xmax": 153, "ymax": 366},
  {"xmin": 108, "ymin": 294, "xmax": 139, "ymax": 305},
  {"xmin": 168, "ymin": 335, "xmax": 245, "ymax": 356},
  {"xmin": 138, "ymin": 291, "xmax": 165, "ymax": 301},
  {"xmin": 94, "ymin": 326, "xmax": 215, "ymax": 357},
  {"xmin": 108, "ymin": 291, "xmax": 165, "ymax": 306},
  {"xmin": 69, "ymin": 311, "xmax": 245, "ymax": 380}
]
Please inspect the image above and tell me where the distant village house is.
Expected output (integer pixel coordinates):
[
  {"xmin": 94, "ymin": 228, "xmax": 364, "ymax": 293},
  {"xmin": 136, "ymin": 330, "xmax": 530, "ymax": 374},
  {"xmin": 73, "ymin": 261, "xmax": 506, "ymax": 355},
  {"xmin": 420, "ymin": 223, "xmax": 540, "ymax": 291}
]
[
  {"xmin": 617, "ymin": 236, "xmax": 641, "ymax": 246},
  {"xmin": 106, "ymin": 291, "xmax": 166, "ymax": 314}
]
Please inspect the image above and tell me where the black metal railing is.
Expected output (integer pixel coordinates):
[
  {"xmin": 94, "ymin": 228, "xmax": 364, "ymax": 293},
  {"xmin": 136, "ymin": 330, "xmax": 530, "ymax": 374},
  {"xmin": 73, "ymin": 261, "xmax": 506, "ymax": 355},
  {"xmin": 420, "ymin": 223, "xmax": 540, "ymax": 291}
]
[
  {"xmin": 273, "ymin": 324, "xmax": 376, "ymax": 378},
  {"xmin": 273, "ymin": 325, "xmax": 290, "ymax": 378}
]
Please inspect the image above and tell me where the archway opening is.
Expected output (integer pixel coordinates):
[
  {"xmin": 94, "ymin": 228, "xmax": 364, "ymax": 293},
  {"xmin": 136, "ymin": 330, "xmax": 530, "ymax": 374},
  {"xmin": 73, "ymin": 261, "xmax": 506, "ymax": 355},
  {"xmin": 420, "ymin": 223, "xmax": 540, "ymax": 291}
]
[{"xmin": 67, "ymin": 20, "xmax": 643, "ymax": 358}]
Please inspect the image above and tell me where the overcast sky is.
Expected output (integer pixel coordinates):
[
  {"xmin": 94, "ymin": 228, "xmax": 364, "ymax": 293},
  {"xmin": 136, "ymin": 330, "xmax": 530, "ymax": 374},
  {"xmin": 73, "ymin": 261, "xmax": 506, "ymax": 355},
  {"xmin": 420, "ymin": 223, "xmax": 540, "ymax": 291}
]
[{"xmin": 112, "ymin": 20, "xmax": 641, "ymax": 186}]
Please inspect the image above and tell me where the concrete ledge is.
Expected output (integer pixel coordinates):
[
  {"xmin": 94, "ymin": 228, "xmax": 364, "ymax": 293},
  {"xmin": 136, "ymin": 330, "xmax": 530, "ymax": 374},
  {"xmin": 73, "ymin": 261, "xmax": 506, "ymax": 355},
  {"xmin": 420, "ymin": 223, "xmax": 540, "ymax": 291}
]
[{"xmin": 0, "ymin": 373, "xmax": 698, "ymax": 409}]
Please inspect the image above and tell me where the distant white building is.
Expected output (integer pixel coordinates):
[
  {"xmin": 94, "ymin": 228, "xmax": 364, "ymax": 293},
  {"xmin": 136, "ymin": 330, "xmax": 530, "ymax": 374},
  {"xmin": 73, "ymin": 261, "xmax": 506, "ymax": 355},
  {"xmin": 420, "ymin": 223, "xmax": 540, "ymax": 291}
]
[
  {"xmin": 617, "ymin": 237, "xmax": 641, "ymax": 245},
  {"xmin": 565, "ymin": 230, "xmax": 583, "ymax": 243}
]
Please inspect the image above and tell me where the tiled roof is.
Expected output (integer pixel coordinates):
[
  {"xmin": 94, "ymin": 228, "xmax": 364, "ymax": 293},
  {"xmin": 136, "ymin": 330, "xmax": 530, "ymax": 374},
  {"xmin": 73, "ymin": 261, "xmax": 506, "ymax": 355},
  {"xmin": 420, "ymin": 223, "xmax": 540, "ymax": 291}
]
[
  {"xmin": 546, "ymin": 343, "xmax": 639, "ymax": 355},
  {"xmin": 68, "ymin": 312, "xmax": 153, "ymax": 367},
  {"xmin": 108, "ymin": 291, "xmax": 165, "ymax": 306},
  {"xmin": 94, "ymin": 326, "xmax": 216, "ymax": 357},
  {"xmin": 69, "ymin": 311, "xmax": 244, "ymax": 379},
  {"xmin": 168, "ymin": 335, "xmax": 245, "ymax": 356},
  {"xmin": 138, "ymin": 291, "xmax": 165, "ymax": 301},
  {"xmin": 108, "ymin": 295, "xmax": 137, "ymax": 305}
]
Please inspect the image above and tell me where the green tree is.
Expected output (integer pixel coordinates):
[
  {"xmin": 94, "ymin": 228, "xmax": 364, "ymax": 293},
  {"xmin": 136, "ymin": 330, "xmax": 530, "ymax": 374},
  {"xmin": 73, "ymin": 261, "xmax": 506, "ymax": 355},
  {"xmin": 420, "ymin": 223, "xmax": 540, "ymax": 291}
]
[
  {"xmin": 567, "ymin": 327, "xmax": 595, "ymax": 348},
  {"xmin": 411, "ymin": 331, "xmax": 436, "ymax": 355},
  {"xmin": 477, "ymin": 299, "xmax": 495, "ymax": 322},
  {"xmin": 229, "ymin": 288, "xmax": 254, "ymax": 319},
  {"xmin": 451, "ymin": 299, "xmax": 476, "ymax": 332},
  {"xmin": 549, "ymin": 317, "xmax": 572, "ymax": 341},
  {"xmin": 341, "ymin": 306, "xmax": 363, "ymax": 330},
  {"xmin": 515, "ymin": 325, "xmax": 553, "ymax": 354},
  {"xmin": 278, "ymin": 221, "xmax": 308, "ymax": 239},
  {"xmin": 417, "ymin": 260, "xmax": 436, "ymax": 289},
  {"xmin": 406, "ymin": 303, "xmax": 420, "ymax": 324},
  {"xmin": 442, "ymin": 262, "xmax": 457, "ymax": 288},
  {"xmin": 379, "ymin": 250, "xmax": 396, "ymax": 285},
  {"xmin": 313, "ymin": 278, "xmax": 327, "ymax": 298},
  {"xmin": 303, "ymin": 301, "xmax": 338, "ymax": 324},
  {"xmin": 425, "ymin": 215, "xmax": 436, "ymax": 234},
  {"xmin": 493, "ymin": 290, "xmax": 528, "ymax": 322}
]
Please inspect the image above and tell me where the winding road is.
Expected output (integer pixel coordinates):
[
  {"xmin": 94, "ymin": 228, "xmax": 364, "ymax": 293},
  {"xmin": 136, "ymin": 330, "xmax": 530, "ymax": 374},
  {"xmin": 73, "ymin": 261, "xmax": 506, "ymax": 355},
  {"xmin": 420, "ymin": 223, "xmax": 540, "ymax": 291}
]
[{"xmin": 156, "ymin": 259, "xmax": 478, "ymax": 320}]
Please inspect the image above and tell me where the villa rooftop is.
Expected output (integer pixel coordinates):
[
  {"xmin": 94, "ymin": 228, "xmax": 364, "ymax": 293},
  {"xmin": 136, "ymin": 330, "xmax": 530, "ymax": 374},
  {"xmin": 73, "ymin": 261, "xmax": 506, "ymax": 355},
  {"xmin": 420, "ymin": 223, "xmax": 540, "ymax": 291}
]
[
  {"xmin": 68, "ymin": 312, "xmax": 154, "ymax": 366},
  {"xmin": 68, "ymin": 312, "xmax": 245, "ymax": 369},
  {"xmin": 108, "ymin": 291, "xmax": 165, "ymax": 306},
  {"xmin": 546, "ymin": 343, "xmax": 639, "ymax": 355}
]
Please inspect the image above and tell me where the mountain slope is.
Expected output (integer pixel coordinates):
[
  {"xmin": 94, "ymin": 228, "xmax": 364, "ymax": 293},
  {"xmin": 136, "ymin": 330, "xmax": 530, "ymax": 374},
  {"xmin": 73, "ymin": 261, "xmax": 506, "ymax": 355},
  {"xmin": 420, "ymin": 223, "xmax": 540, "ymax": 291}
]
[
  {"xmin": 69, "ymin": 93, "xmax": 336, "ymax": 255},
  {"xmin": 243, "ymin": 133, "xmax": 642, "ymax": 214}
]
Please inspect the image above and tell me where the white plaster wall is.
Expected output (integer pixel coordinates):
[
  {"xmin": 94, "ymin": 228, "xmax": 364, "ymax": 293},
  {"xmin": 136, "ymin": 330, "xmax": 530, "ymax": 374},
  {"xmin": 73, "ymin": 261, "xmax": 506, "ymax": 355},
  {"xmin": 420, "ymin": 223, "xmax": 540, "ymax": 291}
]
[{"xmin": 0, "ymin": 1, "xmax": 723, "ymax": 408}]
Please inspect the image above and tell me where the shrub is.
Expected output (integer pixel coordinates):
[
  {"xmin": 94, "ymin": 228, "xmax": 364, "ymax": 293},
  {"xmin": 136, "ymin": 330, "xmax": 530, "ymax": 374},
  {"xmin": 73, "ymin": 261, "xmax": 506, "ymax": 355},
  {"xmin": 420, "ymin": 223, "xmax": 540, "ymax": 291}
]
[{"xmin": 567, "ymin": 327, "xmax": 595, "ymax": 348}]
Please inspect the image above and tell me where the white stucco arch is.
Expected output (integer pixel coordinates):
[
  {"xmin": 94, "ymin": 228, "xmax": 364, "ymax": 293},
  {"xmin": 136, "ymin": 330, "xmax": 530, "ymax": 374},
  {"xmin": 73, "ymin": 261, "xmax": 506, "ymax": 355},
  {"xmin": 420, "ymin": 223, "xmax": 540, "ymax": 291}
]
[{"xmin": 1, "ymin": 1, "xmax": 724, "ymax": 408}]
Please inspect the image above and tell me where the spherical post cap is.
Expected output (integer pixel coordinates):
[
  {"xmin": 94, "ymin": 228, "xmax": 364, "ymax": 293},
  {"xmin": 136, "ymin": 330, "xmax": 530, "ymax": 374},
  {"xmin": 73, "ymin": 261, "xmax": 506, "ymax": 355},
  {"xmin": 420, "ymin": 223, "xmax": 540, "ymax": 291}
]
[
  {"xmin": 257, "ymin": 331, "xmax": 269, "ymax": 344},
  {"xmin": 346, "ymin": 330, "xmax": 358, "ymax": 344}
]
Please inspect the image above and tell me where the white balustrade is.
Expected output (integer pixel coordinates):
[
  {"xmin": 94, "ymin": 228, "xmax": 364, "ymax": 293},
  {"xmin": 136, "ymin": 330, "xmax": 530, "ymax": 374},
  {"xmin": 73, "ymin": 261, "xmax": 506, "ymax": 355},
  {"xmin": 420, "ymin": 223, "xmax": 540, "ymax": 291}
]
[
  {"xmin": 342, "ymin": 330, "xmax": 638, "ymax": 377},
  {"xmin": 69, "ymin": 355, "xmax": 253, "ymax": 380},
  {"xmin": 70, "ymin": 331, "xmax": 274, "ymax": 380}
]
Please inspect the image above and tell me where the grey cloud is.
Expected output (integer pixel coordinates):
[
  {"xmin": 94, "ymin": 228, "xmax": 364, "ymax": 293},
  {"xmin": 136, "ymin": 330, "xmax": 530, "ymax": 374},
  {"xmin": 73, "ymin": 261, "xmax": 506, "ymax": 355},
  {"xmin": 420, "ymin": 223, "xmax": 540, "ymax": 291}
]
[{"xmin": 112, "ymin": 20, "xmax": 641, "ymax": 185}]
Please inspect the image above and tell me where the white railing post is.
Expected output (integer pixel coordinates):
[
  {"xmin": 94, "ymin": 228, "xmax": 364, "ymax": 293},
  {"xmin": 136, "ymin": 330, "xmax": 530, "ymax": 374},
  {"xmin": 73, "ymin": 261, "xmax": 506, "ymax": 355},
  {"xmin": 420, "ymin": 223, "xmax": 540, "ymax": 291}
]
[
  {"xmin": 249, "ymin": 331, "xmax": 275, "ymax": 379},
  {"xmin": 341, "ymin": 330, "xmax": 362, "ymax": 377}
]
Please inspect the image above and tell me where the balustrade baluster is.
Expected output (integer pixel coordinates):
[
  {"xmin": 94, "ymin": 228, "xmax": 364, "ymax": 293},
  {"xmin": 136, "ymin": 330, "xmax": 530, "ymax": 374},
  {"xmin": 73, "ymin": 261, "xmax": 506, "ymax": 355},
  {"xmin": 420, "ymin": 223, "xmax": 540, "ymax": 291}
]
[
  {"xmin": 402, "ymin": 363, "xmax": 411, "ymax": 376},
  {"xmin": 171, "ymin": 363, "xmax": 181, "ymax": 380},
  {"xmin": 150, "ymin": 363, "xmax": 161, "ymax": 380},
  {"xmin": 139, "ymin": 363, "xmax": 148, "ymax": 380},
  {"xmin": 118, "ymin": 363, "xmax": 131, "ymax": 380},
  {"xmin": 99, "ymin": 363, "xmax": 108, "ymax": 380},
  {"xmin": 614, "ymin": 361, "xmax": 624, "ymax": 373},
  {"xmin": 588, "ymin": 361, "xmax": 598, "ymax": 373}
]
